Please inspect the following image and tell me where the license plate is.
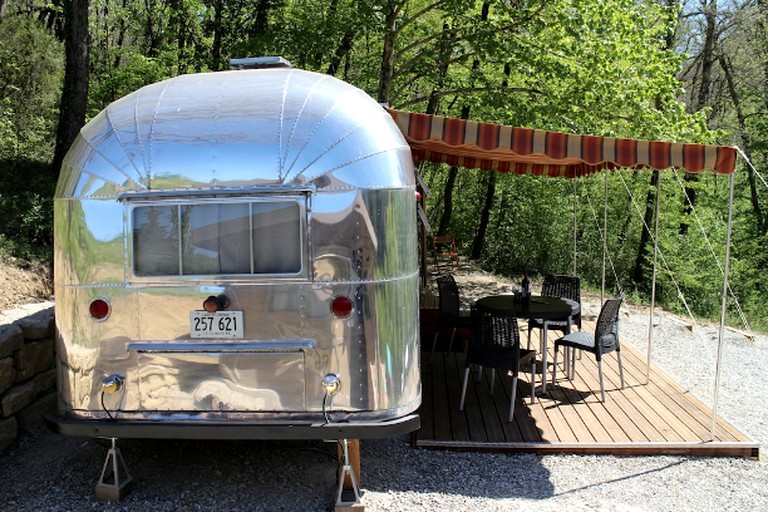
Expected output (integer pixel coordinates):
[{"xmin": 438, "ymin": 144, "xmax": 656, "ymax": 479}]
[{"xmin": 190, "ymin": 310, "xmax": 244, "ymax": 339}]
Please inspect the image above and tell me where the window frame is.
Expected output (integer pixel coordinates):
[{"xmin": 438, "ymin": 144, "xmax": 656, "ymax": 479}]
[{"xmin": 122, "ymin": 190, "xmax": 311, "ymax": 281}]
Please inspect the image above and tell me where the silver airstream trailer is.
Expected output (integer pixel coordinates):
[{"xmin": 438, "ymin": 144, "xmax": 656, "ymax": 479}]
[{"xmin": 46, "ymin": 58, "xmax": 420, "ymax": 499}]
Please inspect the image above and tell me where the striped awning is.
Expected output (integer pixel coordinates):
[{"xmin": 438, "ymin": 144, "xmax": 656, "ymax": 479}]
[{"xmin": 388, "ymin": 109, "xmax": 737, "ymax": 177}]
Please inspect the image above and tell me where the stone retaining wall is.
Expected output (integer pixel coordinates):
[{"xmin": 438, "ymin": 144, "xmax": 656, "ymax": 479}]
[{"xmin": 0, "ymin": 302, "xmax": 56, "ymax": 454}]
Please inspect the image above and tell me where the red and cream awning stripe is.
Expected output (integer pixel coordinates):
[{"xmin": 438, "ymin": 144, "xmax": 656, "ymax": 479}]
[{"xmin": 387, "ymin": 109, "xmax": 737, "ymax": 177}]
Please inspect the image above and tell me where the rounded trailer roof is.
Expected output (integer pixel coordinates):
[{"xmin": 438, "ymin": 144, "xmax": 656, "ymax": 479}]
[{"xmin": 57, "ymin": 68, "xmax": 414, "ymax": 199}]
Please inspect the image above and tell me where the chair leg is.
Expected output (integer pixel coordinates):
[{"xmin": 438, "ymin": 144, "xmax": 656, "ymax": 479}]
[
  {"xmin": 526, "ymin": 326, "xmax": 533, "ymax": 350},
  {"xmin": 530, "ymin": 358, "xmax": 537, "ymax": 404},
  {"xmin": 509, "ymin": 376, "xmax": 518, "ymax": 423},
  {"xmin": 597, "ymin": 359, "xmax": 606, "ymax": 402},
  {"xmin": 489, "ymin": 368, "xmax": 496, "ymax": 394},
  {"xmin": 617, "ymin": 350, "xmax": 625, "ymax": 389},
  {"xmin": 447, "ymin": 327, "xmax": 457, "ymax": 354},
  {"xmin": 570, "ymin": 348, "xmax": 577, "ymax": 378},
  {"xmin": 429, "ymin": 331, "xmax": 439, "ymax": 364},
  {"xmin": 459, "ymin": 367, "xmax": 470, "ymax": 411},
  {"xmin": 552, "ymin": 346, "xmax": 559, "ymax": 388}
]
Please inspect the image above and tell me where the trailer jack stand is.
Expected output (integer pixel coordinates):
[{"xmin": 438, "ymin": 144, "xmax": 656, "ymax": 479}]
[
  {"xmin": 335, "ymin": 439, "xmax": 363, "ymax": 511},
  {"xmin": 95, "ymin": 438, "xmax": 133, "ymax": 501}
]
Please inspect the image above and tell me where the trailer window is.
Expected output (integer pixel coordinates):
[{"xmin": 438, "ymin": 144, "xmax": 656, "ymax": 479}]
[{"xmin": 133, "ymin": 201, "xmax": 303, "ymax": 276}]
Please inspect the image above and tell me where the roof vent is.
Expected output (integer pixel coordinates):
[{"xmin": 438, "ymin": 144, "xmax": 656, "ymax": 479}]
[{"xmin": 229, "ymin": 56, "xmax": 292, "ymax": 70}]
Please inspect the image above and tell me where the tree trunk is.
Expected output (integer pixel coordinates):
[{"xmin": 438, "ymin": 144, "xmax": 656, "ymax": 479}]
[
  {"xmin": 425, "ymin": 22, "xmax": 455, "ymax": 114},
  {"xmin": 631, "ymin": 170, "xmax": 660, "ymax": 287},
  {"xmin": 758, "ymin": 0, "xmax": 768, "ymax": 115},
  {"xmin": 377, "ymin": 1, "xmax": 400, "ymax": 103},
  {"xmin": 466, "ymin": 2, "xmax": 491, "ymax": 258},
  {"xmin": 211, "ymin": 0, "xmax": 223, "ymax": 71},
  {"xmin": 633, "ymin": 0, "xmax": 675, "ymax": 284},
  {"xmin": 170, "ymin": 0, "xmax": 187, "ymax": 74},
  {"xmin": 52, "ymin": 0, "xmax": 89, "ymax": 179},
  {"xmin": 113, "ymin": 0, "xmax": 128, "ymax": 70},
  {"xmin": 681, "ymin": 0, "xmax": 717, "ymax": 235},
  {"xmin": 436, "ymin": 167, "xmax": 460, "ymax": 236},
  {"xmin": 720, "ymin": 54, "xmax": 764, "ymax": 234},
  {"xmin": 327, "ymin": 31, "xmax": 354, "ymax": 77},
  {"xmin": 471, "ymin": 171, "xmax": 495, "ymax": 260}
]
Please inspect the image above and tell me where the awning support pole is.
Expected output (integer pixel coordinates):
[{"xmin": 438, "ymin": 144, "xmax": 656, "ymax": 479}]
[
  {"xmin": 646, "ymin": 170, "xmax": 661, "ymax": 384},
  {"xmin": 711, "ymin": 172, "xmax": 735, "ymax": 439},
  {"xmin": 573, "ymin": 178, "xmax": 578, "ymax": 275},
  {"xmin": 601, "ymin": 171, "xmax": 608, "ymax": 302}
]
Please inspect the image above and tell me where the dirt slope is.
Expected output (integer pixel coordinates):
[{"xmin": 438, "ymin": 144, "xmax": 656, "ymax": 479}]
[{"xmin": 0, "ymin": 257, "xmax": 53, "ymax": 311}]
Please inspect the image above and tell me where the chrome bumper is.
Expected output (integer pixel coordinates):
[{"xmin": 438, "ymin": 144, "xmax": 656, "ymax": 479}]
[{"xmin": 43, "ymin": 412, "xmax": 420, "ymax": 440}]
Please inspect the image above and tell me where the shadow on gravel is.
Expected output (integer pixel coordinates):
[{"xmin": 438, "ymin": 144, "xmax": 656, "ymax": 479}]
[
  {"xmin": 0, "ymin": 429, "xmax": 348, "ymax": 511},
  {"xmin": 2, "ymin": 429, "xmax": 555, "ymax": 510}
]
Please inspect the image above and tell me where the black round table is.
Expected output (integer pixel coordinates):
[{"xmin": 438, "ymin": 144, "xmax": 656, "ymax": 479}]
[{"xmin": 475, "ymin": 294, "xmax": 578, "ymax": 393}]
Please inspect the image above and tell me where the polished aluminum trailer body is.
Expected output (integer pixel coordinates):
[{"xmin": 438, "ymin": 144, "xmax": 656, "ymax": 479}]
[{"xmin": 49, "ymin": 66, "xmax": 420, "ymax": 439}]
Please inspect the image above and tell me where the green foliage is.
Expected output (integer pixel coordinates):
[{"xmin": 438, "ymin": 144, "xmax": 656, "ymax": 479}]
[
  {"xmin": 0, "ymin": 14, "xmax": 64, "ymax": 161},
  {"xmin": 0, "ymin": 158, "xmax": 56, "ymax": 263},
  {"xmin": 88, "ymin": 52, "xmax": 177, "ymax": 116}
]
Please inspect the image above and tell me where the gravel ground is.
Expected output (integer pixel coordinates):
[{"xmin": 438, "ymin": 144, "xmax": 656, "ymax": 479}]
[{"xmin": 2, "ymin": 270, "xmax": 768, "ymax": 511}]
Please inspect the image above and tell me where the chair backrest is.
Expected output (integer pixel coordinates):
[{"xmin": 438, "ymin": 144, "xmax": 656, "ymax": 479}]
[
  {"xmin": 472, "ymin": 302, "xmax": 520, "ymax": 350},
  {"xmin": 432, "ymin": 235, "xmax": 458, "ymax": 252},
  {"xmin": 541, "ymin": 274, "xmax": 582, "ymax": 328},
  {"xmin": 436, "ymin": 274, "xmax": 461, "ymax": 321},
  {"xmin": 595, "ymin": 297, "xmax": 623, "ymax": 354},
  {"xmin": 469, "ymin": 302, "xmax": 522, "ymax": 371}
]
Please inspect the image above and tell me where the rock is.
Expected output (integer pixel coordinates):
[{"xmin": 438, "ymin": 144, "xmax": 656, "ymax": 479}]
[
  {"xmin": 16, "ymin": 392, "xmax": 56, "ymax": 432},
  {"xmin": 0, "ymin": 416, "xmax": 18, "ymax": 454},
  {"xmin": 0, "ymin": 357, "xmax": 15, "ymax": 395},
  {"xmin": 0, "ymin": 323, "xmax": 23, "ymax": 359},
  {"xmin": 15, "ymin": 307, "xmax": 55, "ymax": 340},
  {"xmin": 13, "ymin": 338, "xmax": 54, "ymax": 382},
  {"xmin": 0, "ymin": 369, "xmax": 56, "ymax": 418}
]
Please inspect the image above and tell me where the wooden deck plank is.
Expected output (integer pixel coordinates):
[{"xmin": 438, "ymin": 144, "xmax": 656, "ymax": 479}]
[
  {"xmin": 415, "ymin": 314, "xmax": 759, "ymax": 459},
  {"xmin": 617, "ymin": 344, "xmax": 715, "ymax": 442},
  {"xmin": 451, "ymin": 354, "xmax": 495, "ymax": 443},
  {"xmin": 493, "ymin": 367, "xmax": 539, "ymax": 442},
  {"xmin": 419, "ymin": 351, "xmax": 435, "ymax": 441},
  {"xmin": 442, "ymin": 351, "xmax": 471, "ymax": 442},
  {"xmin": 620, "ymin": 341, "xmax": 748, "ymax": 442},
  {"xmin": 553, "ymin": 321, "xmax": 696, "ymax": 443},
  {"xmin": 546, "ymin": 339, "xmax": 637, "ymax": 443},
  {"xmin": 429, "ymin": 352, "xmax": 454, "ymax": 441},
  {"xmin": 548, "ymin": 333, "xmax": 666, "ymax": 442}
]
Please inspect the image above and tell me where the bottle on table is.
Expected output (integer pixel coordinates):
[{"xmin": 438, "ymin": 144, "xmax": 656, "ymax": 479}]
[{"xmin": 521, "ymin": 271, "xmax": 530, "ymax": 304}]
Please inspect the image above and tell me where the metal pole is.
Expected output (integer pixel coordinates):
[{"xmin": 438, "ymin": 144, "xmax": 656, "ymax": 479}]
[
  {"xmin": 573, "ymin": 178, "xmax": 578, "ymax": 275},
  {"xmin": 601, "ymin": 171, "xmax": 608, "ymax": 303},
  {"xmin": 646, "ymin": 171, "xmax": 661, "ymax": 384},
  {"xmin": 711, "ymin": 172, "xmax": 735, "ymax": 439}
]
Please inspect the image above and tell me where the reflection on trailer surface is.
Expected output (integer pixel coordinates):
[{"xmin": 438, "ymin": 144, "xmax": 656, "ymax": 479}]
[{"xmin": 46, "ymin": 60, "xmax": 421, "ymax": 442}]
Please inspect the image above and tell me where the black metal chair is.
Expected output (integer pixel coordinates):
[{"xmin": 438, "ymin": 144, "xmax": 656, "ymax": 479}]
[
  {"xmin": 459, "ymin": 302, "xmax": 537, "ymax": 422},
  {"xmin": 429, "ymin": 274, "xmax": 472, "ymax": 363},
  {"xmin": 527, "ymin": 274, "xmax": 582, "ymax": 350},
  {"xmin": 551, "ymin": 297, "xmax": 624, "ymax": 402}
]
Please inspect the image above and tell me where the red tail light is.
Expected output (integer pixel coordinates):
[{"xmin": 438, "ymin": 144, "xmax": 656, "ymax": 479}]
[
  {"xmin": 89, "ymin": 298, "xmax": 110, "ymax": 320},
  {"xmin": 203, "ymin": 296, "xmax": 219, "ymax": 312},
  {"xmin": 331, "ymin": 296, "xmax": 353, "ymax": 318},
  {"xmin": 203, "ymin": 294, "xmax": 230, "ymax": 312}
]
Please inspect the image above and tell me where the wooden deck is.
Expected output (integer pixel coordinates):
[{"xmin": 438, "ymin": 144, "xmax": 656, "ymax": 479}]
[{"xmin": 415, "ymin": 317, "xmax": 759, "ymax": 459}]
